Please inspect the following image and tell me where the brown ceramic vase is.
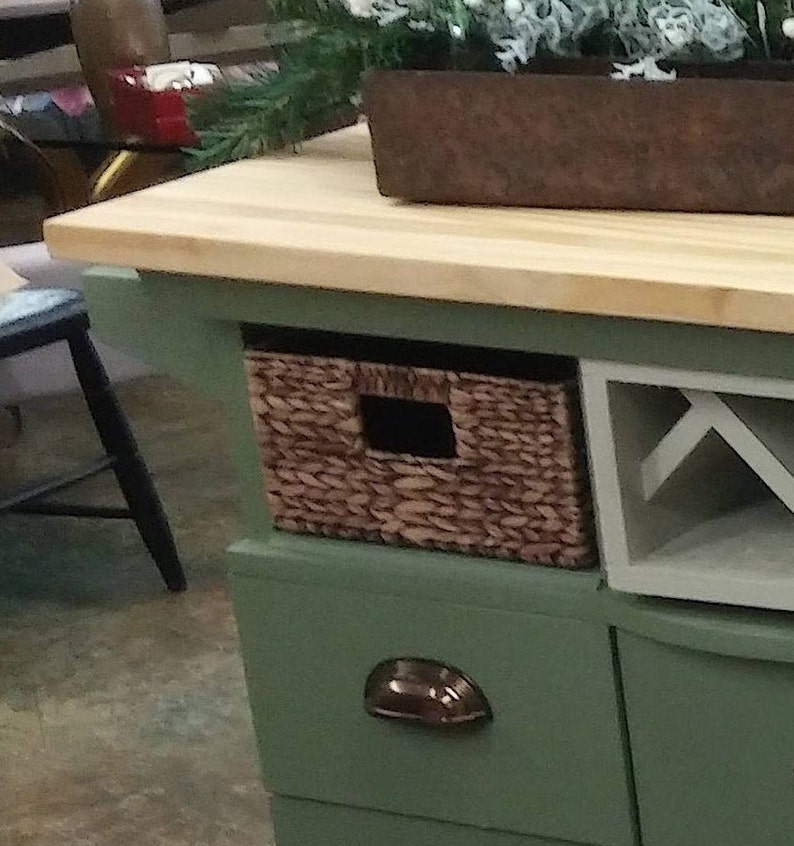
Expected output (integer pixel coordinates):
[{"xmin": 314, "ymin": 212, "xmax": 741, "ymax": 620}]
[{"xmin": 69, "ymin": 0, "xmax": 171, "ymax": 128}]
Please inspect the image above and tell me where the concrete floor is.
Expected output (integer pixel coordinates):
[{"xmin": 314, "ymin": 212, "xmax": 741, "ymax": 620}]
[{"xmin": 0, "ymin": 376, "xmax": 274, "ymax": 846}]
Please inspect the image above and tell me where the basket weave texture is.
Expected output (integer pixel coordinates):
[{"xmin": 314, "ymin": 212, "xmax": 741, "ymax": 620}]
[{"xmin": 246, "ymin": 351, "xmax": 595, "ymax": 569}]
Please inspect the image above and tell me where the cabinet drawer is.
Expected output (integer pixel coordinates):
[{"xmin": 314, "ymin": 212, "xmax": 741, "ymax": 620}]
[
  {"xmin": 272, "ymin": 797, "xmax": 599, "ymax": 846},
  {"xmin": 231, "ymin": 542, "xmax": 635, "ymax": 846},
  {"xmin": 620, "ymin": 631, "xmax": 794, "ymax": 846}
]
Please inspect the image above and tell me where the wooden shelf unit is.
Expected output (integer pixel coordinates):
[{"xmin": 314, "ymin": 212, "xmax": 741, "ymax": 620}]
[{"xmin": 582, "ymin": 360, "xmax": 794, "ymax": 610}]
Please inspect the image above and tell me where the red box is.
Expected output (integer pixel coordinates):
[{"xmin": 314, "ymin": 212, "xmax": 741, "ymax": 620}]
[{"xmin": 108, "ymin": 66, "xmax": 199, "ymax": 147}]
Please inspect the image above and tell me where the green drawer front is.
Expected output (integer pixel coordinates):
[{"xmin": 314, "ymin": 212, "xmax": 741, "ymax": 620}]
[
  {"xmin": 620, "ymin": 632, "xmax": 794, "ymax": 846},
  {"xmin": 272, "ymin": 797, "xmax": 596, "ymax": 846},
  {"xmin": 231, "ymin": 553, "xmax": 635, "ymax": 846}
]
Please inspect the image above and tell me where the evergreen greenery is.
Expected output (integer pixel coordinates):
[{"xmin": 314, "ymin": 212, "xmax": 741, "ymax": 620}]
[
  {"xmin": 188, "ymin": 0, "xmax": 791, "ymax": 170},
  {"xmin": 187, "ymin": 3, "xmax": 486, "ymax": 170}
]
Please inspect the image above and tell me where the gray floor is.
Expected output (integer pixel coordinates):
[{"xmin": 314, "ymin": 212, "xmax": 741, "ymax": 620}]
[{"xmin": 0, "ymin": 376, "xmax": 274, "ymax": 845}]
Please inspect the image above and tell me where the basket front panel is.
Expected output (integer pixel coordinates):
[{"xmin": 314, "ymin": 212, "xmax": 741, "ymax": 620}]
[{"xmin": 247, "ymin": 352, "xmax": 594, "ymax": 568}]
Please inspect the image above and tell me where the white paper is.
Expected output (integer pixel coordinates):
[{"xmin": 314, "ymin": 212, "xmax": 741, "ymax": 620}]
[{"xmin": 143, "ymin": 61, "xmax": 220, "ymax": 91}]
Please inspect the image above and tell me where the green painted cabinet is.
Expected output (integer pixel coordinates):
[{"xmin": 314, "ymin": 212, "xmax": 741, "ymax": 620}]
[
  {"xmin": 272, "ymin": 797, "xmax": 589, "ymax": 846},
  {"xmin": 620, "ymin": 628, "xmax": 794, "ymax": 846},
  {"xmin": 80, "ymin": 269, "xmax": 794, "ymax": 846},
  {"xmin": 231, "ymin": 536, "xmax": 637, "ymax": 846}
]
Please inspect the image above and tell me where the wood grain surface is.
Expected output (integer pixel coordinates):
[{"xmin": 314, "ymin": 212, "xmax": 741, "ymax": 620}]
[{"xmin": 44, "ymin": 122, "xmax": 794, "ymax": 335}]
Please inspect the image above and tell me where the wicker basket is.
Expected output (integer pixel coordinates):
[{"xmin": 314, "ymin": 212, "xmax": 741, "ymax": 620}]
[{"xmin": 245, "ymin": 350, "xmax": 595, "ymax": 568}]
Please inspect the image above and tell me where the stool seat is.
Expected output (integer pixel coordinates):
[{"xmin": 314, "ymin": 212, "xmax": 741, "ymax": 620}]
[
  {"xmin": 1, "ymin": 243, "xmax": 150, "ymax": 398},
  {"xmin": 0, "ymin": 288, "xmax": 87, "ymax": 358}
]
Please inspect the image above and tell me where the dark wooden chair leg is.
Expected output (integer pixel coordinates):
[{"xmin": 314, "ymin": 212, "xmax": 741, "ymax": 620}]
[{"xmin": 67, "ymin": 330, "xmax": 187, "ymax": 592}]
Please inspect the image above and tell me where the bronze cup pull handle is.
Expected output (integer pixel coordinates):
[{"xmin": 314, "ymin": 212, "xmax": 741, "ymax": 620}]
[{"xmin": 364, "ymin": 658, "xmax": 492, "ymax": 728}]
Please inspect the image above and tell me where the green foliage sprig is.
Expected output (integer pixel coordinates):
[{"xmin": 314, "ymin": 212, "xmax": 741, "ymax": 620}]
[
  {"xmin": 187, "ymin": 27, "xmax": 373, "ymax": 170},
  {"xmin": 188, "ymin": 0, "xmax": 794, "ymax": 170},
  {"xmin": 188, "ymin": 17, "xmax": 443, "ymax": 170},
  {"xmin": 187, "ymin": 0, "xmax": 496, "ymax": 170}
]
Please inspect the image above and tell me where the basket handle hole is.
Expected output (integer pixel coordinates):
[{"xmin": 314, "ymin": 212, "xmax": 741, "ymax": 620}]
[{"xmin": 360, "ymin": 395, "xmax": 457, "ymax": 459}]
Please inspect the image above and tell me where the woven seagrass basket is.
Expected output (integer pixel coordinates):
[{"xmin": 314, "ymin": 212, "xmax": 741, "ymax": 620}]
[{"xmin": 245, "ymin": 347, "xmax": 595, "ymax": 568}]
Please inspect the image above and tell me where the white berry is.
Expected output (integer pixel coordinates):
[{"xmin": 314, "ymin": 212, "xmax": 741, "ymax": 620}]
[
  {"xmin": 504, "ymin": 0, "xmax": 523, "ymax": 17},
  {"xmin": 346, "ymin": 0, "xmax": 373, "ymax": 17},
  {"xmin": 783, "ymin": 16, "xmax": 794, "ymax": 38}
]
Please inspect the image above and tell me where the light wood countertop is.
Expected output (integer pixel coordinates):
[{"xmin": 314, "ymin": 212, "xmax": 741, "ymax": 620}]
[{"xmin": 44, "ymin": 122, "xmax": 794, "ymax": 335}]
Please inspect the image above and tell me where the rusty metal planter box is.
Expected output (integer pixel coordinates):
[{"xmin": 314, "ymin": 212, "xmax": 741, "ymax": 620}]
[{"xmin": 364, "ymin": 67, "xmax": 794, "ymax": 213}]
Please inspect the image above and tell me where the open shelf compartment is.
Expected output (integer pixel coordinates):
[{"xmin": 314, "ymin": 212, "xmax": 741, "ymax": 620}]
[{"xmin": 581, "ymin": 360, "xmax": 794, "ymax": 611}]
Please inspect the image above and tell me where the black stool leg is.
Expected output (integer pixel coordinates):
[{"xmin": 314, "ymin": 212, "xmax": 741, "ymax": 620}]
[{"xmin": 67, "ymin": 330, "xmax": 187, "ymax": 592}]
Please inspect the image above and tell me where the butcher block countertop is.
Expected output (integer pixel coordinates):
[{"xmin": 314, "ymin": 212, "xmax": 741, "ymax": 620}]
[{"xmin": 44, "ymin": 122, "xmax": 794, "ymax": 335}]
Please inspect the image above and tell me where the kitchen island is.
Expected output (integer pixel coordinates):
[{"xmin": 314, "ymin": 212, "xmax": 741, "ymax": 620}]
[{"xmin": 46, "ymin": 123, "xmax": 794, "ymax": 846}]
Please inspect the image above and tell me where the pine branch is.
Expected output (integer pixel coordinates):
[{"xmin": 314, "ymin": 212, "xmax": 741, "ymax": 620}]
[
  {"xmin": 268, "ymin": 0, "xmax": 355, "ymax": 26},
  {"xmin": 188, "ymin": 0, "xmax": 782, "ymax": 170},
  {"xmin": 187, "ymin": 19, "xmax": 444, "ymax": 170},
  {"xmin": 188, "ymin": 35, "xmax": 362, "ymax": 168}
]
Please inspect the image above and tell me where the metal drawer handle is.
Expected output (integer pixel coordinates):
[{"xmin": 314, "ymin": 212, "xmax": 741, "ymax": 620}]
[{"xmin": 364, "ymin": 658, "xmax": 492, "ymax": 728}]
